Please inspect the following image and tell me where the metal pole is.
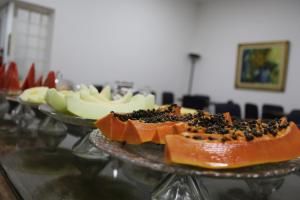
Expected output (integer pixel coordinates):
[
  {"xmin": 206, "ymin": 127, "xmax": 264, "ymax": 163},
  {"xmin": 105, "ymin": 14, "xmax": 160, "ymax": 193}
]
[
  {"xmin": 187, "ymin": 53, "xmax": 200, "ymax": 95},
  {"xmin": 188, "ymin": 61, "xmax": 196, "ymax": 95}
]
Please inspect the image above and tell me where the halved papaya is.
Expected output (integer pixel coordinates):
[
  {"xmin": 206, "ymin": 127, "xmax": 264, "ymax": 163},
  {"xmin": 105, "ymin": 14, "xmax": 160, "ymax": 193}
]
[
  {"xmin": 96, "ymin": 105, "xmax": 187, "ymax": 144},
  {"xmin": 165, "ymin": 122, "xmax": 300, "ymax": 169}
]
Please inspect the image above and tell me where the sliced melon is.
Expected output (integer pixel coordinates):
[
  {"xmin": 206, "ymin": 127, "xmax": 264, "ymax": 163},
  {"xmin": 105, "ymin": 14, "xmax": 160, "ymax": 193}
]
[
  {"xmin": 45, "ymin": 89, "xmax": 78, "ymax": 113},
  {"xmin": 80, "ymin": 89, "xmax": 101, "ymax": 103},
  {"xmin": 109, "ymin": 91, "xmax": 133, "ymax": 104},
  {"xmin": 98, "ymin": 85, "xmax": 111, "ymax": 100},
  {"xmin": 89, "ymin": 85, "xmax": 99, "ymax": 96},
  {"xmin": 46, "ymin": 89, "xmax": 67, "ymax": 112},
  {"xmin": 66, "ymin": 94, "xmax": 155, "ymax": 120},
  {"xmin": 20, "ymin": 87, "xmax": 49, "ymax": 104}
]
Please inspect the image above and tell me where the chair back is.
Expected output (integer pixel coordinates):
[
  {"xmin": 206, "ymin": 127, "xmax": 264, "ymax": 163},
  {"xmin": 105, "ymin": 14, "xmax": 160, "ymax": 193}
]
[
  {"xmin": 287, "ymin": 110, "xmax": 300, "ymax": 125},
  {"xmin": 245, "ymin": 103, "xmax": 258, "ymax": 119},
  {"xmin": 182, "ymin": 95, "xmax": 210, "ymax": 110},
  {"xmin": 215, "ymin": 102, "xmax": 241, "ymax": 119},
  {"xmin": 162, "ymin": 92, "xmax": 174, "ymax": 105},
  {"xmin": 262, "ymin": 104, "xmax": 284, "ymax": 119}
]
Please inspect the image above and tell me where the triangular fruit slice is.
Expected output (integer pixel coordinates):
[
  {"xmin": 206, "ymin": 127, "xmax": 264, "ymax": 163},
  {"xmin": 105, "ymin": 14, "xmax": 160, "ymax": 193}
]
[
  {"xmin": 21, "ymin": 63, "xmax": 36, "ymax": 90},
  {"xmin": 0, "ymin": 64, "xmax": 5, "ymax": 90},
  {"xmin": 43, "ymin": 71, "xmax": 56, "ymax": 88},
  {"xmin": 5, "ymin": 62, "xmax": 21, "ymax": 95},
  {"xmin": 35, "ymin": 75, "xmax": 43, "ymax": 86}
]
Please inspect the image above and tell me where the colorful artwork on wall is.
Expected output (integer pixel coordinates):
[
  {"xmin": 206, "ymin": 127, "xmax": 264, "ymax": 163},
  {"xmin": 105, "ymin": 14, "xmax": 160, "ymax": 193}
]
[{"xmin": 235, "ymin": 41, "xmax": 289, "ymax": 91}]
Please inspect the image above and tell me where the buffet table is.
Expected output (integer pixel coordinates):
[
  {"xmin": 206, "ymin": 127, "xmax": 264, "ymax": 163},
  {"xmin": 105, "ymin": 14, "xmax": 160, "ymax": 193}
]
[{"xmin": 1, "ymin": 120, "xmax": 300, "ymax": 200}]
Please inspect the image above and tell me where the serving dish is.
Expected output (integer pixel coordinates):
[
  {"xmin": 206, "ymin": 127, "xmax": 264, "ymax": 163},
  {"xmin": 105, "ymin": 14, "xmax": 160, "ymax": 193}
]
[{"xmin": 89, "ymin": 129, "xmax": 300, "ymax": 199}]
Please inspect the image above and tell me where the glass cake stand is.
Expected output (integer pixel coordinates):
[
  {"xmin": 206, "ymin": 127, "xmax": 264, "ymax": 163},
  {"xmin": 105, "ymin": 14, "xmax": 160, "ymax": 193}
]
[
  {"xmin": 89, "ymin": 129, "xmax": 300, "ymax": 200},
  {"xmin": 38, "ymin": 104, "xmax": 110, "ymax": 178}
]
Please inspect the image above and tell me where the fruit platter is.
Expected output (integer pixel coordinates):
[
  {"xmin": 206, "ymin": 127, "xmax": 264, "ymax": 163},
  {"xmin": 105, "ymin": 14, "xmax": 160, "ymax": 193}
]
[
  {"xmin": 3, "ymin": 61, "xmax": 300, "ymax": 199},
  {"xmin": 87, "ymin": 105, "xmax": 300, "ymax": 177}
]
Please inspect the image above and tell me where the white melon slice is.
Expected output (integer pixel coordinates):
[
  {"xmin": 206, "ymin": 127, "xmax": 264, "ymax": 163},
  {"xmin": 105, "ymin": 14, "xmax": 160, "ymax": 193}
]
[
  {"xmin": 89, "ymin": 85, "xmax": 99, "ymax": 96},
  {"xmin": 19, "ymin": 87, "xmax": 49, "ymax": 104},
  {"xmin": 46, "ymin": 89, "xmax": 67, "ymax": 112},
  {"xmin": 79, "ymin": 84, "xmax": 88, "ymax": 91},
  {"xmin": 80, "ymin": 89, "xmax": 101, "ymax": 103},
  {"xmin": 145, "ymin": 94, "xmax": 155, "ymax": 110},
  {"xmin": 98, "ymin": 85, "xmax": 111, "ymax": 100},
  {"xmin": 46, "ymin": 89, "xmax": 78, "ymax": 113},
  {"xmin": 66, "ymin": 94, "xmax": 155, "ymax": 120}
]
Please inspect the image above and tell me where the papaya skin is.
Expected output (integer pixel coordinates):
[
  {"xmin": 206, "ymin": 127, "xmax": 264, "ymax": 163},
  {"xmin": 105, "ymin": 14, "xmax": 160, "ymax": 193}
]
[{"xmin": 165, "ymin": 122, "xmax": 300, "ymax": 169}]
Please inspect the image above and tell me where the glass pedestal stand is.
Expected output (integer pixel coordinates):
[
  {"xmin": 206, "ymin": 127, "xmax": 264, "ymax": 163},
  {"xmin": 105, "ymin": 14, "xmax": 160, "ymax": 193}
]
[
  {"xmin": 0, "ymin": 93, "xmax": 9, "ymax": 119},
  {"xmin": 245, "ymin": 176, "xmax": 285, "ymax": 200},
  {"xmin": 151, "ymin": 174, "xmax": 286, "ymax": 200},
  {"xmin": 38, "ymin": 104, "xmax": 111, "ymax": 179},
  {"xmin": 38, "ymin": 116, "xmax": 68, "ymax": 152},
  {"xmin": 72, "ymin": 133, "xmax": 110, "ymax": 179},
  {"xmin": 152, "ymin": 174, "xmax": 209, "ymax": 200},
  {"xmin": 89, "ymin": 129, "xmax": 300, "ymax": 200}
]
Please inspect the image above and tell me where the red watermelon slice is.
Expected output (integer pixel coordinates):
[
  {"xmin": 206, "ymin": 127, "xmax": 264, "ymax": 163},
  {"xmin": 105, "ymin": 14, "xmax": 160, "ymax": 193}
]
[
  {"xmin": 5, "ymin": 62, "xmax": 21, "ymax": 95},
  {"xmin": 0, "ymin": 64, "xmax": 5, "ymax": 90},
  {"xmin": 35, "ymin": 75, "xmax": 43, "ymax": 87},
  {"xmin": 21, "ymin": 63, "xmax": 36, "ymax": 90},
  {"xmin": 43, "ymin": 71, "xmax": 56, "ymax": 88}
]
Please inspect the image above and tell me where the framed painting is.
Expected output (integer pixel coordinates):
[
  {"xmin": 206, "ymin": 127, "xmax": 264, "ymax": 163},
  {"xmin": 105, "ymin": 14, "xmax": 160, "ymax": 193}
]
[{"xmin": 235, "ymin": 41, "xmax": 289, "ymax": 91}]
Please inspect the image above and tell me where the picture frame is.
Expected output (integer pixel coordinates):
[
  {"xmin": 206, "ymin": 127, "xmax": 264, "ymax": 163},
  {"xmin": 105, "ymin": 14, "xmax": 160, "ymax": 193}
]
[{"xmin": 235, "ymin": 41, "xmax": 289, "ymax": 91}]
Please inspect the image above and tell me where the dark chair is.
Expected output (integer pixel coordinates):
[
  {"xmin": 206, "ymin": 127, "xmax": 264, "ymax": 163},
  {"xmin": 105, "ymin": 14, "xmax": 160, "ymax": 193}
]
[
  {"xmin": 287, "ymin": 110, "xmax": 300, "ymax": 125},
  {"xmin": 162, "ymin": 92, "xmax": 174, "ymax": 105},
  {"xmin": 245, "ymin": 103, "xmax": 258, "ymax": 119},
  {"xmin": 215, "ymin": 101, "xmax": 241, "ymax": 119},
  {"xmin": 262, "ymin": 104, "xmax": 284, "ymax": 120},
  {"xmin": 182, "ymin": 95, "xmax": 210, "ymax": 110}
]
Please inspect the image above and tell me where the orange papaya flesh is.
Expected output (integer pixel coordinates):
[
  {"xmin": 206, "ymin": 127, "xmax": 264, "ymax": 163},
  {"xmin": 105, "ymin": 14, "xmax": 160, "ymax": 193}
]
[
  {"xmin": 95, "ymin": 112, "xmax": 127, "ymax": 141},
  {"xmin": 96, "ymin": 104, "xmax": 185, "ymax": 143},
  {"xmin": 165, "ymin": 122, "xmax": 300, "ymax": 169},
  {"xmin": 95, "ymin": 113, "xmax": 113, "ymax": 139},
  {"xmin": 123, "ymin": 120, "xmax": 181, "ymax": 144},
  {"xmin": 110, "ymin": 116, "xmax": 128, "ymax": 141}
]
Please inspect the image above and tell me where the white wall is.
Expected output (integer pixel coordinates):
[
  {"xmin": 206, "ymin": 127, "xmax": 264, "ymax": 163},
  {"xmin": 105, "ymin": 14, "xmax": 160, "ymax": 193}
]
[
  {"xmin": 23, "ymin": 0, "xmax": 200, "ymax": 103},
  {"xmin": 193, "ymin": 0, "xmax": 300, "ymax": 115}
]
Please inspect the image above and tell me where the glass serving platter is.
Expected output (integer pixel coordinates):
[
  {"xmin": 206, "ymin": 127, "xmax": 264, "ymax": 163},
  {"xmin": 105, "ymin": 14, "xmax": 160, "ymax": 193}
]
[
  {"xmin": 38, "ymin": 104, "xmax": 95, "ymax": 127},
  {"xmin": 89, "ymin": 129, "xmax": 300, "ymax": 179},
  {"xmin": 17, "ymin": 98, "xmax": 43, "ymax": 108}
]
